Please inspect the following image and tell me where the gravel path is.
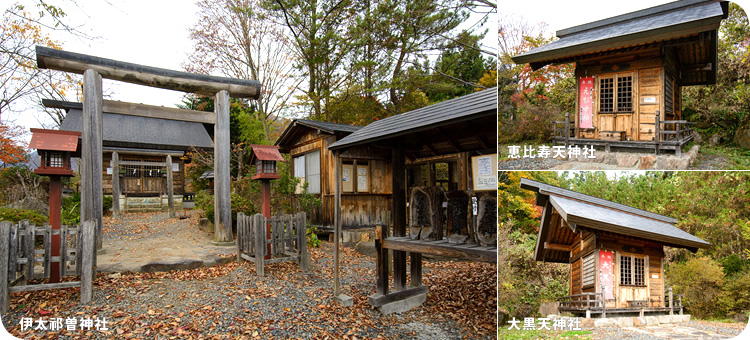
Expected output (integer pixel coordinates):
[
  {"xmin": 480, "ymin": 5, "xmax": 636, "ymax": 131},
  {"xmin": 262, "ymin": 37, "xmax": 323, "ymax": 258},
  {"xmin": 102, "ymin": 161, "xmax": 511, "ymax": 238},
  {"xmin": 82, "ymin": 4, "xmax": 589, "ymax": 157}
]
[
  {"xmin": 690, "ymin": 153, "xmax": 731, "ymax": 170},
  {"xmin": 2, "ymin": 234, "xmax": 496, "ymax": 339},
  {"xmin": 499, "ymin": 157, "xmax": 567, "ymax": 170}
]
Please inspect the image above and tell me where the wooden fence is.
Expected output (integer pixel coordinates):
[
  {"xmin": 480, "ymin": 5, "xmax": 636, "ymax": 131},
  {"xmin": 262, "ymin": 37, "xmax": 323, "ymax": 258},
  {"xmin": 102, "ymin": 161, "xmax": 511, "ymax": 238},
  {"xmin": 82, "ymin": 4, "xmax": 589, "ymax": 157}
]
[
  {"xmin": 0, "ymin": 220, "xmax": 96, "ymax": 315},
  {"xmin": 236, "ymin": 212, "xmax": 311, "ymax": 277}
]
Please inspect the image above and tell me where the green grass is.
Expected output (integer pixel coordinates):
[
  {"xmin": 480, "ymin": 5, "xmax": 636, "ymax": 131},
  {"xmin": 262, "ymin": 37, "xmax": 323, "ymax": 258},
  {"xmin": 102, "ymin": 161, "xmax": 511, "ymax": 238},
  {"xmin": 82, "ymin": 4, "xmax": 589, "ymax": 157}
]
[
  {"xmin": 497, "ymin": 329, "xmax": 593, "ymax": 340},
  {"xmin": 697, "ymin": 145, "xmax": 750, "ymax": 169}
]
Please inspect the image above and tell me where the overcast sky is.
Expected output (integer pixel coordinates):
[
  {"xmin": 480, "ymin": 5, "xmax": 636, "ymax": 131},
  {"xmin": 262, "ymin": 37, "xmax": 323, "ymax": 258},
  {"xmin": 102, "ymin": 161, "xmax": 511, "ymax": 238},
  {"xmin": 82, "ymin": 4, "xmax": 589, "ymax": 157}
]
[{"xmin": 5, "ymin": 0, "xmax": 496, "ymax": 139}]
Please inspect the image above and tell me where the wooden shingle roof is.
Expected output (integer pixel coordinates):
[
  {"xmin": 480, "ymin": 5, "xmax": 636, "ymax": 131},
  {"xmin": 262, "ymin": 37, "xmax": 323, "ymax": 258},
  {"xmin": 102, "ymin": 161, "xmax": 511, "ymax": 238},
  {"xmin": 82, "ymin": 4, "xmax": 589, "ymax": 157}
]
[
  {"xmin": 512, "ymin": 0, "xmax": 728, "ymax": 79},
  {"xmin": 520, "ymin": 178, "xmax": 710, "ymax": 263},
  {"xmin": 328, "ymin": 88, "xmax": 497, "ymax": 157},
  {"xmin": 55, "ymin": 101, "xmax": 213, "ymax": 151}
]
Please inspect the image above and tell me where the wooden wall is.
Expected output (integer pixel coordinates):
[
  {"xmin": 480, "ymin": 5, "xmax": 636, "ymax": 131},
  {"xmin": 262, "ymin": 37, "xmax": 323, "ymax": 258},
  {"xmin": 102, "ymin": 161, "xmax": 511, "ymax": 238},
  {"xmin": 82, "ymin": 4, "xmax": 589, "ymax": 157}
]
[
  {"xmin": 101, "ymin": 152, "xmax": 185, "ymax": 196},
  {"xmin": 574, "ymin": 47, "xmax": 680, "ymax": 142},
  {"xmin": 596, "ymin": 232, "xmax": 665, "ymax": 308},
  {"xmin": 289, "ymin": 131, "xmax": 392, "ymax": 228}
]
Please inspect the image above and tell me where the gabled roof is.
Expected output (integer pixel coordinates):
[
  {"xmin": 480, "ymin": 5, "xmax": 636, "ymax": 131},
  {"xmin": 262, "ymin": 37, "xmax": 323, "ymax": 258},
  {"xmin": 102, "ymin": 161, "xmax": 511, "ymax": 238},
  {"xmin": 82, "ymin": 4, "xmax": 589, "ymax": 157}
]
[
  {"xmin": 54, "ymin": 100, "xmax": 213, "ymax": 152},
  {"xmin": 512, "ymin": 0, "xmax": 728, "ymax": 76},
  {"xmin": 249, "ymin": 144, "xmax": 284, "ymax": 163},
  {"xmin": 29, "ymin": 128, "xmax": 80, "ymax": 152},
  {"xmin": 328, "ymin": 88, "xmax": 497, "ymax": 157},
  {"xmin": 520, "ymin": 178, "xmax": 710, "ymax": 263},
  {"xmin": 275, "ymin": 119, "xmax": 361, "ymax": 152}
]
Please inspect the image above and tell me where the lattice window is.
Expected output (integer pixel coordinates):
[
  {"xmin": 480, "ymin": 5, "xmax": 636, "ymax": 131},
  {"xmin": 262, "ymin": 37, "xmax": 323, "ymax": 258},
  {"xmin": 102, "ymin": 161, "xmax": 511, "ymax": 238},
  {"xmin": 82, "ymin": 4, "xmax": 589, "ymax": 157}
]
[
  {"xmin": 617, "ymin": 76, "xmax": 633, "ymax": 112},
  {"xmin": 599, "ymin": 78, "xmax": 614, "ymax": 113},
  {"xmin": 620, "ymin": 255, "xmax": 632, "ymax": 285},
  {"xmin": 620, "ymin": 254, "xmax": 646, "ymax": 286},
  {"xmin": 634, "ymin": 257, "xmax": 645, "ymax": 286},
  {"xmin": 582, "ymin": 252, "xmax": 596, "ymax": 286},
  {"xmin": 46, "ymin": 151, "xmax": 65, "ymax": 167}
]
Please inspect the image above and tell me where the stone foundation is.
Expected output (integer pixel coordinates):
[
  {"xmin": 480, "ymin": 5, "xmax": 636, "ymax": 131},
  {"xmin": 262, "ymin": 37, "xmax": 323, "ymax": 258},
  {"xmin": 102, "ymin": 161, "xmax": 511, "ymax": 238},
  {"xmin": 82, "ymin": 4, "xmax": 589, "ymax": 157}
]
[
  {"xmin": 559, "ymin": 145, "xmax": 700, "ymax": 169},
  {"xmin": 546, "ymin": 314, "xmax": 690, "ymax": 328}
]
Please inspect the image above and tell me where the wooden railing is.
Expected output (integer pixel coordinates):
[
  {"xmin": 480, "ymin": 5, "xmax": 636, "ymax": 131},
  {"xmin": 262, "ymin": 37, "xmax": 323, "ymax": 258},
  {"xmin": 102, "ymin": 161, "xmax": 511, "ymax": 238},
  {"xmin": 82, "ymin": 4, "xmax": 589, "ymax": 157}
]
[
  {"xmin": 1, "ymin": 220, "xmax": 95, "ymax": 315},
  {"xmin": 236, "ymin": 212, "xmax": 310, "ymax": 277},
  {"xmin": 665, "ymin": 287, "xmax": 684, "ymax": 315},
  {"xmin": 552, "ymin": 113, "xmax": 574, "ymax": 145}
]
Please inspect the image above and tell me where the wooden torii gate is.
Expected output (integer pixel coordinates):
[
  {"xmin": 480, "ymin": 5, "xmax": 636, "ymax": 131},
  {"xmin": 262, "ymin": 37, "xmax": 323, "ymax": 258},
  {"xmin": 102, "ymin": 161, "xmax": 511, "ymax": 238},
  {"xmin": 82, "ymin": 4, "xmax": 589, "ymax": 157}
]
[{"xmin": 35, "ymin": 46, "xmax": 261, "ymax": 247}]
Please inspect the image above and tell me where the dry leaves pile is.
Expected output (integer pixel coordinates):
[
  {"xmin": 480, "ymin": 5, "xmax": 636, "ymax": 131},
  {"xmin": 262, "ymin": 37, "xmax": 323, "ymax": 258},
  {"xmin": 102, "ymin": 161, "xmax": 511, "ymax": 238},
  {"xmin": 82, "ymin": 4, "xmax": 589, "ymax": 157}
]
[{"xmin": 3, "ymin": 230, "xmax": 496, "ymax": 339}]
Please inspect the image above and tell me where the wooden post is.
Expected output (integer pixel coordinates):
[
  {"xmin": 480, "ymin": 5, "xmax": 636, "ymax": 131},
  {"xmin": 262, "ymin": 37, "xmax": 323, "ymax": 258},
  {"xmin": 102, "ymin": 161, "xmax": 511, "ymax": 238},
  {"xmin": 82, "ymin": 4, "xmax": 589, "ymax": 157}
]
[
  {"xmin": 375, "ymin": 224, "xmax": 388, "ymax": 295},
  {"xmin": 214, "ymin": 90, "xmax": 233, "ymax": 243},
  {"xmin": 298, "ymin": 212, "xmax": 310, "ymax": 272},
  {"xmin": 254, "ymin": 214, "xmax": 265, "ymax": 276},
  {"xmin": 112, "ymin": 152, "xmax": 120, "ymax": 217},
  {"xmin": 80, "ymin": 220, "xmax": 95, "ymax": 304},
  {"xmin": 564, "ymin": 112, "xmax": 571, "ymax": 147},
  {"xmin": 655, "ymin": 110, "xmax": 661, "ymax": 155},
  {"xmin": 679, "ymin": 296, "xmax": 683, "ymax": 315},
  {"xmin": 166, "ymin": 155, "xmax": 175, "ymax": 218},
  {"xmin": 668, "ymin": 287, "xmax": 673, "ymax": 315},
  {"xmin": 1, "ymin": 221, "xmax": 11, "ymax": 315},
  {"xmin": 602, "ymin": 286, "xmax": 606, "ymax": 318},
  {"xmin": 334, "ymin": 150, "xmax": 342, "ymax": 296},
  {"xmin": 236, "ymin": 212, "xmax": 244, "ymax": 263},
  {"xmin": 392, "ymin": 145, "xmax": 407, "ymax": 290},
  {"xmin": 82, "ymin": 69, "xmax": 104, "ymax": 250}
]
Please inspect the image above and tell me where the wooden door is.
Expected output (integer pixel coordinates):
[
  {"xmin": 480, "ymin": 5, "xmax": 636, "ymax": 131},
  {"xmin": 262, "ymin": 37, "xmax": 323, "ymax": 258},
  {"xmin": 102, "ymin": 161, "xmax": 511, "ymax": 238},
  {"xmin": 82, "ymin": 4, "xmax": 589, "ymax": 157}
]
[{"xmin": 615, "ymin": 252, "xmax": 649, "ymax": 308}]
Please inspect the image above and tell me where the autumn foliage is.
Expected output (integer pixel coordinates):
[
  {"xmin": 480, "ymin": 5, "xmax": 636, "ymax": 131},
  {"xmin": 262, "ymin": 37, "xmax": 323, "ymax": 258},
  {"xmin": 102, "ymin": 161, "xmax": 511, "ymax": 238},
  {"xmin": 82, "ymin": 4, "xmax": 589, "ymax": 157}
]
[{"xmin": 0, "ymin": 122, "xmax": 27, "ymax": 165}]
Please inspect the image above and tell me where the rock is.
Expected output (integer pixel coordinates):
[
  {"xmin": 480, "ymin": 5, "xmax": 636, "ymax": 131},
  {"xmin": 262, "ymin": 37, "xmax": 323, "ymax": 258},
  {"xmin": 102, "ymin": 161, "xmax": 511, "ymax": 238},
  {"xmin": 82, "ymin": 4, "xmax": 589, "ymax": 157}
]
[
  {"xmin": 355, "ymin": 241, "xmax": 376, "ymax": 258},
  {"xmin": 616, "ymin": 317, "xmax": 634, "ymax": 327},
  {"xmin": 6, "ymin": 197, "xmax": 49, "ymax": 216},
  {"xmin": 616, "ymin": 153, "xmax": 640, "ymax": 167},
  {"xmin": 107, "ymin": 273, "xmax": 121, "ymax": 279},
  {"xmin": 708, "ymin": 133, "xmax": 722, "ymax": 146},
  {"xmin": 539, "ymin": 301, "xmax": 559, "ymax": 317},
  {"xmin": 673, "ymin": 315, "xmax": 691, "ymax": 323},
  {"xmin": 732, "ymin": 313, "xmax": 749, "ymax": 323},
  {"xmin": 141, "ymin": 259, "xmax": 203, "ymax": 273},
  {"xmin": 694, "ymin": 132, "xmax": 703, "ymax": 144},
  {"xmin": 638, "ymin": 155, "xmax": 657, "ymax": 169},
  {"xmin": 498, "ymin": 308, "xmax": 510, "ymax": 326},
  {"xmin": 645, "ymin": 316, "xmax": 659, "ymax": 326},
  {"xmin": 734, "ymin": 124, "xmax": 750, "ymax": 149},
  {"xmin": 657, "ymin": 315, "xmax": 672, "ymax": 324},
  {"xmin": 580, "ymin": 318, "xmax": 595, "ymax": 328},
  {"xmin": 377, "ymin": 292, "xmax": 426, "ymax": 315},
  {"xmin": 633, "ymin": 317, "xmax": 646, "ymax": 327},
  {"xmin": 655, "ymin": 156, "xmax": 690, "ymax": 170},
  {"xmin": 594, "ymin": 318, "xmax": 617, "ymax": 327}
]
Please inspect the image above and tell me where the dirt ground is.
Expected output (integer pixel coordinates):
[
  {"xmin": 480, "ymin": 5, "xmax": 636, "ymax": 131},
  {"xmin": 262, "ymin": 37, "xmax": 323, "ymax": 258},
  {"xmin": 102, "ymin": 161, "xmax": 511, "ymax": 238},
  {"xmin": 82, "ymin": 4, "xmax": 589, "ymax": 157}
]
[
  {"xmin": 97, "ymin": 211, "xmax": 235, "ymax": 273},
  {"xmin": 1, "ymin": 212, "xmax": 497, "ymax": 339}
]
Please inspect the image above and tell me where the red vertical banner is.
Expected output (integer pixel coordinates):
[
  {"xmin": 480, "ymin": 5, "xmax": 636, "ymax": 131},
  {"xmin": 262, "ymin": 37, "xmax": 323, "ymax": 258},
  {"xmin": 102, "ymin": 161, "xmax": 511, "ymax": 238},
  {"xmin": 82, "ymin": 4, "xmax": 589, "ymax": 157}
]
[
  {"xmin": 579, "ymin": 77, "xmax": 594, "ymax": 129},
  {"xmin": 599, "ymin": 250, "xmax": 614, "ymax": 299}
]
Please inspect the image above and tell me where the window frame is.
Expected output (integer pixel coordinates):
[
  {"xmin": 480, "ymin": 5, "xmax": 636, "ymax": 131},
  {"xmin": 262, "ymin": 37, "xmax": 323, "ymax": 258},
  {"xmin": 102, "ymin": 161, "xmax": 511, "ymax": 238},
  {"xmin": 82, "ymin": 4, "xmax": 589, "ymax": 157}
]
[
  {"xmin": 598, "ymin": 72, "xmax": 635, "ymax": 114},
  {"xmin": 292, "ymin": 150, "xmax": 321, "ymax": 195},
  {"xmin": 619, "ymin": 254, "xmax": 646, "ymax": 287}
]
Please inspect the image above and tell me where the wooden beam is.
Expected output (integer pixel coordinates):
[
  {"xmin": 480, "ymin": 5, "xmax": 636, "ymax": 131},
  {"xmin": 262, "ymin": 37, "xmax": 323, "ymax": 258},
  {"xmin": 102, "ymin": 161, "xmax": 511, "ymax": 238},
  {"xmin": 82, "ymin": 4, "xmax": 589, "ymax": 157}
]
[
  {"xmin": 43, "ymin": 99, "xmax": 216, "ymax": 124},
  {"xmin": 166, "ymin": 155, "xmax": 175, "ymax": 218},
  {"xmin": 112, "ymin": 152, "xmax": 120, "ymax": 217},
  {"xmin": 36, "ymin": 46, "xmax": 261, "ymax": 98},
  {"xmin": 544, "ymin": 242, "xmax": 571, "ymax": 252},
  {"xmin": 392, "ymin": 145, "xmax": 407, "ymax": 290},
  {"xmin": 334, "ymin": 150, "xmax": 342, "ymax": 296},
  {"xmin": 80, "ymin": 220, "xmax": 95, "ymax": 304},
  {"xmin": 382, "ymin": 237, "xmax": 497, "ymax": 263},
  {"xmin": 103, "ymin": 100, "xmax": 216, "ymax": 124},
  {"xmin": 214, "ymin": 90, "xmax": 233, "ymax": 242},
  {"xmin": 81, "ymin": 69, "xmax": 104, "ymax": 251},
  {"xmin": 369, "ymin": 285, "xmax": 430, "ymax": 307}
]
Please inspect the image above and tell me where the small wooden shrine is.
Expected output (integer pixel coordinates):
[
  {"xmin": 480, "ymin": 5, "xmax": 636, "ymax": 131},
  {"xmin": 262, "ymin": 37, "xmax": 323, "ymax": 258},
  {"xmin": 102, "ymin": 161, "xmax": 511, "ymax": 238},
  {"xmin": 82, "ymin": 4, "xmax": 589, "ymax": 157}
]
[
  {"xmin": 520, "ymin": 178, "xmax": 711, "ymax": 317},
  {"xmin": 512, "ymin": 0, "xmax": 729, "ymax": 155},
  {"xmin": 328, "ymin": 88, "xmax": 498, "ymax": 312}
]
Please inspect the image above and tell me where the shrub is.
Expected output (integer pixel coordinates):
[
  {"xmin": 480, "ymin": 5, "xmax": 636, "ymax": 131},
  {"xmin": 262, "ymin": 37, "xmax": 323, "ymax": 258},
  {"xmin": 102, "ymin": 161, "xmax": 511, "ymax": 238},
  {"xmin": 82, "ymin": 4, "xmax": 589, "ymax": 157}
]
[
  {"xmin": 718, "ymin": 270, "xmax": 750, "ymax": 318},
  {"xmin": 666, "ymin": 256, "xmax": 725, "ymax": 318},
  {"xmin": 306, "ymin": 223, "xmax": 321, "ymax": 248},
  {"xmin": 0, "ymin": 207, "xmax": 48, "ymax": 225}
]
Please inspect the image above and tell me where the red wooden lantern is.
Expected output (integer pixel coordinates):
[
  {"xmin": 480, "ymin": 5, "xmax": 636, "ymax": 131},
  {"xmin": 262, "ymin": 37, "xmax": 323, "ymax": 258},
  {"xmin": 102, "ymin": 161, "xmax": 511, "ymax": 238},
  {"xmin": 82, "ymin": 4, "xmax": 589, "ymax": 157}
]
[
  {"xmin": 29, "ymin": 129, "xmax": 81, "ymax": 177},
  {"xmin": 249, "ymin": 145, "xmax": 284, "ymax": 259},
  {"xmin": 29, "ymin": 128, "xmax": 81, "ymax": 283}
]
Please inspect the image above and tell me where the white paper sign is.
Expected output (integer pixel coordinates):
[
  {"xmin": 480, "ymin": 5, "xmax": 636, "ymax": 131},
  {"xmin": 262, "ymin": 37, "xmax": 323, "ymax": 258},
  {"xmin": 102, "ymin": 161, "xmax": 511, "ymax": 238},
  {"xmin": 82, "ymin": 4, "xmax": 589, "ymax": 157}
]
[
  {"xmin": 476, "ymin": 156, "xmax": 492, "ymax": 176},
  {"xmin": 342, "ymin": 168, "xmax": 350, "ymax": 182}
]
